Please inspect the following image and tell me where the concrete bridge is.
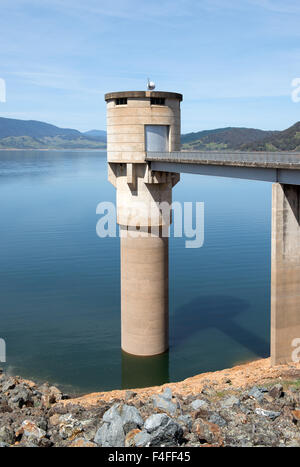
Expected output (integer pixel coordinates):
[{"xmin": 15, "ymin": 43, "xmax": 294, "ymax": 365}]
[
  {"xmin": 146, "ymin": 151, "xmax": 300, "ymax": 185},
  {"xmin": 105, "ymin": 90, "xmax": 300, "ymax": 366}
]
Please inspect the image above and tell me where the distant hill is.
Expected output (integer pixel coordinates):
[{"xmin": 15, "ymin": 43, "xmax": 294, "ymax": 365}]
[
  {"xmin": 181, "ymin": 127, "xmax": 278, "ymax": 151},
  {"xmin": 0, "ymin": 117, "xmax": 106, "ymax": 149},
  {"xmin": 0, "ymin": 117, "xmax": 82, "ymax": 139},
  {"xmin": 1, "ymin": 116, "xmax": 299, "ymax": 152},
  {"xmin": 240, "ymin": 122, "xmax": 300, "ymax": 151},
  {"xmin": 83, "ymin": 129, "xmax": 107, "ymax": 142}
]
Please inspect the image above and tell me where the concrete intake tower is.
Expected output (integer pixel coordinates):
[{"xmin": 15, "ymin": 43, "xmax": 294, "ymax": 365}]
[{"xmin": 105, "ymin": 90, "xmax": 182, "ymax": 356}]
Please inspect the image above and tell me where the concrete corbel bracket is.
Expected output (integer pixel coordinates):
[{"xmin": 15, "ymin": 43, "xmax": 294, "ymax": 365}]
[
  {"xmin": 126, "ymin": 163, "xmax": 137, "ymax": 189},
  {"xmin": 170, "ymin": 172, "xmax": 180, "ymax": 187}
]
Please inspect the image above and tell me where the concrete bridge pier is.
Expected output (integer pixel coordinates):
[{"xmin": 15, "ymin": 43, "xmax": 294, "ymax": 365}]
[
  {"xmin": 105, "ymin": 90, "xmax": 182, "ymax": 356},
  {"xmin": 271, "ymin": 183, "xmax": 300, "ymax": 364},
  {"xmin": 114, "ymin": 164, "xmax": 179, "ymax": 356},
  {"xmin": 120, "ymin": 228, "xmax": 169, "ymax": 356}
]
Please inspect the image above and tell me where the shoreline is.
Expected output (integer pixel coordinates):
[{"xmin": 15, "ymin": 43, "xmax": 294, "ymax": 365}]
[
  {"xmin": 59, "ymin": 357, "xmax": 300, "ymax": 407},
  {"xmin": 3, "ymin": 357, "xmax": 300, "ymax": 407},
  {"xmin": 1, "ymin": 357, "xmax": 300, "ymax": 447},
  {"xmin": 0, "ymin": 148, "xmax": 107, "ymax": 152}
]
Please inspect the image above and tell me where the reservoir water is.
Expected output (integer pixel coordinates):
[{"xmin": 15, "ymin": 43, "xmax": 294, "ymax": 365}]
[{"xmin": 0, "ymin": 150, "xmax": 271, "ymax": 393}]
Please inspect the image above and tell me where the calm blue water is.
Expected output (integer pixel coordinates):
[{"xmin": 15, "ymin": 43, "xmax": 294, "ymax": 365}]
[{"xmin": 0, "ymin": 151, "xmax": 271, "ymax": 393}]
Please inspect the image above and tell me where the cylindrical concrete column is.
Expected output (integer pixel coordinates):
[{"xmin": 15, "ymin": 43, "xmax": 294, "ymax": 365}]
[
  {"xmin": 120, "ymin": 229, "xmax": 169, "ymax": 356},
  {"xmin": 271, "ymin": 183, "xmax": 300, "ymax": 365},
  {"xmin": 105, "ymin": 90, "xmax": 182, "ymax": 356}
]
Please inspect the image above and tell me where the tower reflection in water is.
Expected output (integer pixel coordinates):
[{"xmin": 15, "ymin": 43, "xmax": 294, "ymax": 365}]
[{"xmin": 121, "ymin": 351, "xmax": 169, "ymax": 389}]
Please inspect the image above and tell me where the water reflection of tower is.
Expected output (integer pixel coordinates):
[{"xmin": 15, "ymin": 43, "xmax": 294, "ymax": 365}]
[{"xmin": 121, "ymin": 350, "xmax": 169, "ymax": 389}]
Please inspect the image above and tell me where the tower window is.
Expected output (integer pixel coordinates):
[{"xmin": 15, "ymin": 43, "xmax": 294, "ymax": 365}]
[
  {"xmin": 115, "ymin": 98, "xmax": 127, "ymax": 105},
  {"xmin": 150, "ymin": 97, "xmax": 165, "ymax": 106}
]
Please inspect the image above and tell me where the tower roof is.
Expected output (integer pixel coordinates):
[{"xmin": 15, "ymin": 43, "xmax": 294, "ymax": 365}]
[{"xmin": 104, "ymin": 91, "xmax": 183, "ymax": 102}]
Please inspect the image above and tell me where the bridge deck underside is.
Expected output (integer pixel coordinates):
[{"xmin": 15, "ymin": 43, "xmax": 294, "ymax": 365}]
[{"xmin": 146, "ymin": 151, "xmax": 300, "ymax": 185}]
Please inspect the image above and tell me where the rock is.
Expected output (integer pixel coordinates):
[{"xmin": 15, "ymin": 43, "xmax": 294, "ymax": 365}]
[
  {"xmin": 41, "ymin": 386, "xmax": 62, "ymax": 407},
  {"xmin": 1, "ymin": 367, "xmax": 300, "ymax": 448},
  {"xmin": 124, "ymin": 391, "xmax": 137, "ymax": 401},
  {"xmin": 120, "ymin": 405, "xmax": 143, "ymax": 429},
  {"xmin": 239, "ymin": 402, "xmax": 253, "ymax": 415},
  {"xmin": 78, "ymin": 419, "xmax": 97, "ymax": 441},
  {"xmin": 134, "ymin": 430, "xmax": 151, "ymax": 447},
  {"xmin": 149, "ymin": 418, "xmax": 183, "ymax": 447},
  {"xmin": 178, "ymin": 414, "xmax": 193, "ymax": 430},
  {"xmin": 58, "ymin": 414, "xmax": 83, "ymax": 440},
  {"xmin": 144, "ymin": 413, "xmax": 169, "ymax": 433},
  {"xmin": 248, "ymin": 386, "xmax": 267, "ymax": 402},
  {"xmin": 190, "ymin": 399, "xmax": 208, "ymax": 411},
  {"xmin": 152, "ymin": 395, "xmax": 177, "ymax": 416},
  {"xmin": 231, "ymin": 413, "xmax": 248, "ymax": 425},
  {"xmin": 220, "ymin": 396, "xmax": 240, "ymax": 409},
  {"xmin": 161, "ymin": 387, "xmax": 172, "ymax": 401},
  {"xmin": 0, "ymin": 404, "xmax": 12, "ymax": 414},
  {"xmin": 94, "ymin": 417, "xmax": 125, "ymax": 447},
  {"xmin": 208, "ymin": 413, "xmax": 227, "ymax": 427},
  {"xmin": 49, "ymin": 414, "xmax": 61, "ymax": 426},
  {"xmin": 0, "ymin": 426, "xmax": 15, "ymax": 444},
  {"xmin": 94, "ymin": 402, "xmax": 126, "ymax": 447},
  {"xmin": 102, "ymin": 403, "xmax": 120, "ymax": 423},
  {"xmin": 184, "ymin": 431, "xmax": 200, "ymax": 446},
  {"xmin": 255, "ymin": 408, "xmax": 281, "ymax": 420},
  {"xmin": 69, "ymin": 438, "xmax": 97, "ymax": 447},
  {"xmin": 48, "ymin": 403, "xmax": 72, "ymax": 417},
  {"xmin": 193, "ymin": 418, "xmax": 223, "ymax": 446},
  {"xmin": 16, "ymin": 420, "xmax": 47, "ymax": 444},
  {"xmin": 107, "ymin": 417, "xmax": 125, "ymax": 447},
  {"xmin": 291, "ymin": 410, "xmax": 300, "ymax": 423},
  {"xmin": 269, "ymin": 384, "xmax": 284, "ymax": 399},
  {"xmin": 250, "ymin": 424, "xmax": 280, "ymax": 446},
  {"xmin": 94, "ymin": 423, "xmax": 109, "ymax": 446},
  {"xmin": 1, "ymin": 378, "xmax": 16, "ymax": 393},
  {"xmin": 9, "ymin": 386, "xmax": 33, "ymax": 408}
]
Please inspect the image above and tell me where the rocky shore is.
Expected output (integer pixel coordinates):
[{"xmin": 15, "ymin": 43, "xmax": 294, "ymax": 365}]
[{"xmin": 1, "ymin": 358, "xmax": 300, "ymax": 447}]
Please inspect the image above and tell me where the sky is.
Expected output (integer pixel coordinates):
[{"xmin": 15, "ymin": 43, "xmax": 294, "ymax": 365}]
[{"xmin": 0, "ymin": 0, "xmax": 300, "ymax": 133}]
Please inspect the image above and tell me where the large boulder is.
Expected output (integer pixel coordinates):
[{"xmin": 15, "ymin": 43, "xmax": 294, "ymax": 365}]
[
  {"xmin": 94, "ymin": 418, "xmax": 125, "ymax": 447},
  {"xmin": 144, "ymin": 413, "xmax": 169, "ymax": 433},
  {"xmin": 120, "ymin": 404, "xmax": 144, "ymax": 433},
  {"xmin": 143, "ymin": 413, "xmax": 183, "ymax": 446},
  {"xmin": 152, "ymin": 395, "xmax": 177, "ymax": 416},
  {"xmin": 94, "ymin": 404, "xmax": 126, "ymax": 447}
]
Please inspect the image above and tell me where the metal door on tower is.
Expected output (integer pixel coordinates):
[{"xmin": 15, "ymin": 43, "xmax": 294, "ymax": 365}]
[{"xmin": 145, "ymin": 125, "xmax": 169, "ymax": 152}]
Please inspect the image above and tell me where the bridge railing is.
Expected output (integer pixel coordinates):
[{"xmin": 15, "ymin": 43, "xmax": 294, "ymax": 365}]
[{"xmin": 146, "ymin": 151, "xmax": 300, "ymax": 166}]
